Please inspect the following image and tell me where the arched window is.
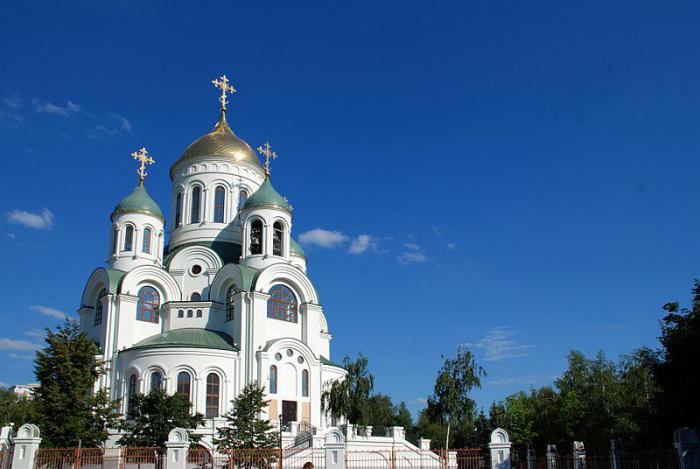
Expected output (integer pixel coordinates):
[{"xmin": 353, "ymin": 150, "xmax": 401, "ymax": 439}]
[
  {"xmin": 250, "ymin": 219, "xmax": 263, "ymax": 255},
  {"xmin": 177, "ymin": 371, "xmax": 191, "ymax": 401},
  {"xmin": 110, "ymin": 227, "xmax": 118, "ymax": 255},
  {"xmin": 175, "ymin": 192, "xmax": 183, "ymax": 228},
  {"xmin": 150, "ymin": 371, "xmax": 163, "ymax": 392},
  {"xmin": 267, "ymin": 285, "xmax": 298, "ymax": 323},
  {"xmin": 191, "ymin": 292, "xmax": 201, "ymax": 302},
  {"xmin": 214, "ymin": 186, "xmax": 226, "ymax": 223},
  {"xmin": 123, "ymin": 225, "xmax": 134, "ymax": 251},
  {"xmin": 142, "ymin": 227, "xmax": 152, "ymax": 254},
  {"xmin": 136, "ymin": 286, "xmax": 160, "ymax": 323},
  {"xmin": 273, "ymin": 221, "xmax": 284, "ymax": 256},
  {"xmin": 94, "ymin": 289, "xmax": 105, "ymax": 326},
  {"xmin": 302, "ymin": 369, "xmax": 309, "ymax": 397},
  {"xmin": 238, "ymin": 190, "xmax": 248, "ymax": 211},
  {"xmin": 205, "ymin": 373, "xmax": 220, "ymax": 418},
  {"xmin": 269, "ymin": 365, "xmax": 277, "ymax": 394},
  {"xmin": 190, "ymin": 186, "xmax": 201, "ymax": 224},
  {"xmin": 127, "ymin": 374, "xmax": 138, "ymax": 416},
  {"xmin": 226, "ymin": 285, "xmax": 237, "ymax": 322}
]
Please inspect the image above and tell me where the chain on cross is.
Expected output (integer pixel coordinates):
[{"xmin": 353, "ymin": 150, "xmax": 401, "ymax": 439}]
[
  {"xmin": 257, "ymin": 142, "xmax": 278, "ymax": 176},
  {"xmin": 131, "ymin": 147, "xmax": 155, "ymax": 183},
  {"xmin": 212, "ymin": 75, "xmax": 236, "ymax": 111}
]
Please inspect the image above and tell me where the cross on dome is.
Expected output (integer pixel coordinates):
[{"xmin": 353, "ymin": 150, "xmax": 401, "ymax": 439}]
[
  {"xmin": 131, "ymin": 147, "xmax": 155, "ymax": 183},
  {"xmin": 212, "ymin": 75, "xmax": 236, "ymax": 111},
  {"xmin": 257, "ymin": 142, "xmax": 278, "ymax": 176}
]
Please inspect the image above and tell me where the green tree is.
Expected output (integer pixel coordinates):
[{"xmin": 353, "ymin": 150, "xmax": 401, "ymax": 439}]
[
  {"xmin": 321, "ymin": 353, "xmax": 374, "ymax": 427},
  {"xmin": 215, "ymin": 382, "xmax": 279, "ymax": 450},
  {"xmin": 426, "ymin": 346, "xmax": 485, "ymax": 453},
  {"xmin": 495, "ymin": 392, "xmax": 536, "ymax": 447},
  {"xmin": 0, "ymin": 388, "xmax": 34, "ymax": 428},
  {"xmin": 118, "ymin": 389, "xmax": 204, "ymax": 450},
  {"xmin": 33, "ymin": 320, "xmax": 120, "ymax": 447}
]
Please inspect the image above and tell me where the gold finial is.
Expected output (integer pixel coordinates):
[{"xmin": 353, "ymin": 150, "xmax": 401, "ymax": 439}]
[
  {"xmin": 257, "ymin": 142, "xmax": 278, "ymax": 176},
  {"xmin": 131, "ymin": 147, "xmax": 155, "ymax": 183},
  {"xmin": 212, "ymin": 75, "xmax": 236, "ymax": 111}
]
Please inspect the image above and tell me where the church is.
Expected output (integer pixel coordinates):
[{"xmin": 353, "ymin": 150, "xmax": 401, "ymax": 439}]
[{"xmin": 78, "ymin": 76, "xmax": 348, "ymax": 447}]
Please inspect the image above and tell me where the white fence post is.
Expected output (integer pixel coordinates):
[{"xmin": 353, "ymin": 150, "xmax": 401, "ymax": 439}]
[
  {"xmin": 489, "ymin": 428, "xmax": 512, "ymax": 469},
  {"xmin": 325, "ymin": 428, "xmax": 346, "ymax": 469},
  {"xmin": 674, "ymin": 427, "xmax": 700, "ymax": 469},
  {"xmin": 11, "ymin": 424, "xmax": 41, "ymax": 469},
  {"xmin": 165, "ymin": 428, "xmax": 190, "ymax": 469}
]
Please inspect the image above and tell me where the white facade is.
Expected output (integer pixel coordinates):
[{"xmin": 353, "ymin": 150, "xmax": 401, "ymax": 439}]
[{"xmin": 78, "ymin": 106, "xmax": 347, "ymax": 448}]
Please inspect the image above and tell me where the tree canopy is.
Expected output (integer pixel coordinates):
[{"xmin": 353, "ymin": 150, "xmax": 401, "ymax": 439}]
[{"xmin": 215, "ymin": 382, "xmax": 279, "ymax": 450}]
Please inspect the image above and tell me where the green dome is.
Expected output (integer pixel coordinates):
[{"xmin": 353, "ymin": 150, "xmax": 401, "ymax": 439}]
[
  {"xmin": 290, "ymin": 237, "xmax": 306, "ymax": 258},
  {"xmin": 112, "ymin": 182, "xmax": 164, "ymax": 223},
  {"xmin": 242, "ymin": 177, "xmax": 292, "ymax": 213},
  {"xmin": 127, "ymin": 328, "xmax": 238, "ymax": 352}
]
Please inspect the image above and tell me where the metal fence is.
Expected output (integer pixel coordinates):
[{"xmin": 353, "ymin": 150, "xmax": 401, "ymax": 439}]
[
  {"xmin": 345, "ymin": 449, "xmax": 487, "ymax": 469},
  {"xmin": 186, "ymin": 448, "xmax": 325, "ymax": 469},
  {"xmin": 512, "ymin": 451, "xmax": 680, "ymax": 469},
  {"xmin": 33, "ymin": 447, "xmax": 163, "ymax": 469}
]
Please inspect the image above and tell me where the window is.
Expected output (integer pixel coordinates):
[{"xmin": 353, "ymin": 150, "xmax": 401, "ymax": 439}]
[
  {"xmin": 226, "ymin": 285, "xmax": 237, "ymax": 322},
  {"xmin": 123, "ymin": 225, "xmax": 134, "ymax": 251},
  {"xmin": 250, "ymin": 220, "xmax": 263, "ymax": 255},
  {"xmin": 190, "ymin": 186, "xmax": 201, "ymax": 223},
  {"xmin": 273, "ymin": 221, "xmax": 284, "ymax": 256},
  {"xmin": 150, "ymin": 372, "xmax": 163, "ymax": 392},
  {"xmin": 238, "ymin": 190, "xmax": 248, "ymax": 211},
  {"xmin": 94, "ymin": 289, "xmax": 105, "ymax": 326},
  {"xmin": 175, "ymin": 193, "xmax": 183, "ymax": 228},
  {"xmin": 302, "ymin": 369, "xmax": 309, "ymax": 397},
  {"xmin": 110, "ymin": 227, "xmax": 118, "ymax": 255},
  {"xmin": 178, "ymin": 310, "xmax": 184, "ymax": 318},
  {"xmin": 177, "ymin": 371, "xmax": 191, "ymax": 401},
  {"xmin": 191, "ymin": 292, "xmax": 201, "ymax": 302},
  {"xmin": 267, "ymin": 285, "xmax": 298, "ymax": 322},
  {"xmin": 214, "ymin": 186, "xmax": 226, "ymax": 223},
  {"xmin": 187, "ymin": 310, "xmax": 193, "ymax": 318},
  {"xmin": 269, "ymin": 365, "xmax": 277, "ymax": 394},
  {"xmin": 142, "ymin": 227, "xmax": 152, "ymax": 254},
  {"xmin": 205, "ymin": 374, "xmax": 220, "ymax": 418},
  {"xmin": 127, "ymin": 374, "xmax": 138, "ymax": 416},
  {"xmin": 136, "ymin": 286, "xmax": 160, "ymax": 323},
  {"xmin": 196, "ymin": 309, "xmax": 202, "ymax": 317}
]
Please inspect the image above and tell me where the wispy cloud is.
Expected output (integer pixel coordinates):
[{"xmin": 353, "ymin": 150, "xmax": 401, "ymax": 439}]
[
  {"xmin": 88, "ymin": 113, "xmax": 133, "ymax": 138},
  {"xmin": 6, "ymin": 208, "xmax": 54, "ymax": 230},
  {"xmin": 33, "ymin": 99, "xmax": 82, "ymax": 117},
  {"xmin": 299, "ymin": 228, "xmax": 349, "ymax": 249},
  {"xmin": 0, "ymin": 338, "xmax": 41, "ymax": 351},
  {"xmin": 25, "ymin": 329, "xmax": 45, "ymax": 339},
  {"xmin": 0, "ymin": 92, "xmax": 25, "ymax": 128},
  {"xmin": 30, "ymin": 305, "xmax": 67, "ymax": 319},
  {"xmin": 348, "ymin": 234, "xmax": 377, "ymax": 254},
  {"xmin": 446, "ymin": 242, "xmax": 457, "ymax": 251},
  {"xmin": 9, "ymin": 352, "xmax": 34, "ymax": 360},
  {"xmin": 397, "ymin": 242, "xmax": 428, "ymax": 265},
  {"xmin": 488, "ymin": 374, "xmax": 549, "ymax": 386},
  {"xmin": 465, "ymin": 326, "xmax": 535, "ymax": 361},
  {"xmin": 3, "ymin": 93, "xmax": 22, "ymax": 109}
]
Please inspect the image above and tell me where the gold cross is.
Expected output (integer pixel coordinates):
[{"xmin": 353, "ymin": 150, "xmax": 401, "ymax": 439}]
[
  {"xmin": 131, "ymin": 147, "xmax": 155, "ymax": 183},
  {"xmin": 212, "ymin": 75, "xmax": 236, "ymax": 111},
  {"xmin": 257, "ymin": 142, "xmax": 278, "ymax": 176}
]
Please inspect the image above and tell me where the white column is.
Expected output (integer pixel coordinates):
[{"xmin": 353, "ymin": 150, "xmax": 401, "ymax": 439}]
[
  {"xmin": 165, "ymin": 428, "xmax": 189, "ymax": 469},
  {"xmin": 324, "ymin": 429, "xmax": 346, "ymax": 469},
  {"xmin": 11, "ymin": 424, "xmax": 41, "ymax": 469},
  {"xmin": 489, "ymin": 428, "xmax": 512, "ymax": 469}
]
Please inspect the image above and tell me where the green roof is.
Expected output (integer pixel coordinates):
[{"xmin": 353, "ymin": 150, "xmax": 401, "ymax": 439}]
[
  {"xmin": 105, "ymin": 268, "xmax": 126, "ymax": 293},
  {"xmin": 112, "ymin": 182, "xmax": 164, "ymax": 222},
  {"xmin": 242, "ymin": 177, "xmax": 292, "ymax": 212},
  {"xmin": 290, "ymin": 238, "xmax": 306, "ymax": 258},
  {"xmin": 320, "ymin": 355, "xmax": 345, "ymax": 369},
  {"xmin": 126, "ymin": 328, "xmax": 238, "ymax": 352}
]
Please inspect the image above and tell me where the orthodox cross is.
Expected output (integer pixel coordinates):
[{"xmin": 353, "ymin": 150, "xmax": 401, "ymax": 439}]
[
  {"xmin": 257, "ymin": 142, "xmax": 278, "ymax": 176},
  {"xmin": 131, "ymin": 147, "xmax": 155, "ymax": 183},
  {"xmin": 212, "ymin": 75, "xmax": 236, "ymax": 111}
]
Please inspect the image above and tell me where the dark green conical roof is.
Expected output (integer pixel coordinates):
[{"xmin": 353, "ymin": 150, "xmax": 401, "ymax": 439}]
[
  {"xmin": 242, "ymin": 177, "xmax": 292, "ymax": 212},
  {"xmin": 112, "ymin": 182, "xmax": 165, "ymax": 222}
]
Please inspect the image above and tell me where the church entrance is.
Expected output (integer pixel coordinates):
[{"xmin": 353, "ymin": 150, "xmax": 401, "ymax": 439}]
[{"xmin": 282, "ymin": 400, "xmax": 297, "ymax": 423}]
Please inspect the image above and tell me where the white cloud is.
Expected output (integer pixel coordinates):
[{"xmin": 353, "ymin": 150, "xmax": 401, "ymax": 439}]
[
  {"xmin": 6, "ymin": 208, "xmax": 54, "ymax": 230},
  {"xmin": 30, "ymin": 305, "xmax": 67, "ymax": 319},
  {"xmin": 88, "ymin": 114, "xmax": 134, "ymax": 138},
  {"xmin": 446, "ymin": 242, "xmax": 457, "ymax": 250},
  {"xmin": 112, "ymin": 113, "xmax": 133, "ymax": 133},
  {"xmin": 488, "ymin": 375, "xmax": 548, "ymax": 386},
  {"xmin": 0, "ymin": 338, "xmax": 41, "ymax": 351},
  {"xmin": 25, "ymin": 329, "xmax": 45, "ymax": 339},
  {"xmin": 3, "ymin": 93, "xmax": 22, "ymax": 109},
  {"xmin": 9, "ymin": 352, "xmax": 34, "ymax": 360},
  {"xmin": 348, "ymin": 234, "xmax": 377, "ymax": 254},
  {"xmin": 465, "ymin": 326, "xmax": 535, "ymax": 362},
  {"xmin": 397, "ymin": 242, "xmax": 428, "ymax": 265},
  {"xmin": 33, "ymin": 99, "xmax": 81, "ymax": 116},
  {"xmin": 299, "ymin": 228, "xmax": 349, "ymax": 248}
]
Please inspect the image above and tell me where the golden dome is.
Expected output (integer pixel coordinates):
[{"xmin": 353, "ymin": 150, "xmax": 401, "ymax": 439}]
[{"xmin": 171, "ymin": 111, "xmax": 263, "ymax": 178}]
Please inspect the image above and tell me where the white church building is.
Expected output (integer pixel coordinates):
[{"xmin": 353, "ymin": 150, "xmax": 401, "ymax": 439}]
[{"xmin": 78, "ymin": 76, "xmax": 351, "ymax": 447}]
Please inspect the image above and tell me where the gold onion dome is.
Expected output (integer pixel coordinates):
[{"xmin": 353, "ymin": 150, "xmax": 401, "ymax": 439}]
[{"xmin": 170, "ymin": 111, "xmax": 263, "ymax": 178}]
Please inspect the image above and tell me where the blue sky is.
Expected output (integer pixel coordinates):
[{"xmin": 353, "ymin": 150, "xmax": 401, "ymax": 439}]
[{"xmin": 2, "ymin": 1, "xmax": 700, "ymax": 416}]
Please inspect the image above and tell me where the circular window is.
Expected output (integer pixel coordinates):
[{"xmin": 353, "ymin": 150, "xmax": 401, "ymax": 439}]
[
  {"xmin": 297, "ymin": 356, "xmax": 304, "ymax": 364},
  {"xmin": 286, "ymin": 349, "xmax": 293, "ymax": 357},
  {"xmin": 191, "ymin": 265, "xmax": 202, "ymax": 275},
  {"xmin": 275, "ymin": 353, "xmax": 282, "ymax": 361}
]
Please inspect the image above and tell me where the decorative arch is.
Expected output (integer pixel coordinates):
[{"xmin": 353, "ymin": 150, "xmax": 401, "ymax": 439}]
[
  {"xmin": 120, "ymin": 265, "xmax": 181, "ymax": 302},
  {"xmin": 81, "ymin": 268, "xmax": 123, "ymax": 307},
  {"xmin": 253, "ymin": 264, "xmax": 319, "ymax": 305},
  {"xmin": 264, "ymin": 337, "xmax": 319, "ymax": 367},
  {"xmin": 210, "ymin": 263, "xmax": 256, "ymax": 302},
  {"xmin": 168, "ymin": 245, "xmax": 223, "ymax": 273}
]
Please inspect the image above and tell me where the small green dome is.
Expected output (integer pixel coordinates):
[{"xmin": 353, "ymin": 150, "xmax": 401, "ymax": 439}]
[
  {"xmin": 112, "ymin": 182, "xmax": 164, "ymax": 223},
  {"xmin": 242, "ymin": 177, "xmax": 292, "ymax": 213},
  {"xmin": 290, "ymin": 237, "xmax": 306, "ymax": 258}
]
